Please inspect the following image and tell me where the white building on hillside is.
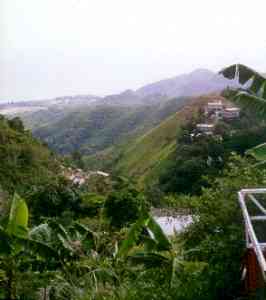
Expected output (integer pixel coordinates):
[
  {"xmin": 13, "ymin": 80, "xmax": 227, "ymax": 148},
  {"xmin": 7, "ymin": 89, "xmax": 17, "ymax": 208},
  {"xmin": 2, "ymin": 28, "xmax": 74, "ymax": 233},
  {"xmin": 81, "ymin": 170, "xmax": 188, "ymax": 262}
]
[
  {"xmin": 206, "ymin": 101, "xmax": 224, "ymax": 113},
  {"xmin": 222, "ymin": 107, "xmax": 240, "ymax": 120},
  {"xmin": 196, "ymin": 123, "xmax": 215, "ymax": 134}
]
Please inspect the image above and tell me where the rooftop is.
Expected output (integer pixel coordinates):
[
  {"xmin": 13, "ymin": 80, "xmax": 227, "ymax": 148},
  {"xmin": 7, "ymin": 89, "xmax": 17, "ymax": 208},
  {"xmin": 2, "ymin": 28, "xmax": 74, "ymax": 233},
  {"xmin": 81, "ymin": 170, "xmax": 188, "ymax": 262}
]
[
  {"xmin": 197, "ymin": 123, "xmax": 215, "ymax": 128},
  {"xmin": 224, "ymin": 107, "xmax": 240, "ymax": 112}
]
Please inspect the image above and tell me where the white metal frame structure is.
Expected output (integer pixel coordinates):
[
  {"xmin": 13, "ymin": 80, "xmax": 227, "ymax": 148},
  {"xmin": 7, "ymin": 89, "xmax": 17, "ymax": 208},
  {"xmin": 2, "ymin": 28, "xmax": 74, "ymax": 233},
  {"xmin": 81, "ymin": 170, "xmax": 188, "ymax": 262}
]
[{"xmin": 238, "ymin": 189, "xmax": 266, "ymax": 281}]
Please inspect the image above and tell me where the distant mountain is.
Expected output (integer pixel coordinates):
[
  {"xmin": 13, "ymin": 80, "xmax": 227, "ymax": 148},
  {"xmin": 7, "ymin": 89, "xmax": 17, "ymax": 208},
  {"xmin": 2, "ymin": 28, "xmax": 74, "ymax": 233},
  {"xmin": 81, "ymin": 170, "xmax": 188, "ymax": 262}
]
[
  {"xmin": 0, "ymin": 69, "xmax": 238, "ymax": 114},
  {"xmin": 136, "ymin": 69, "xmax": 239, "ymax": 99},
  {"xmin": 97, "ymin": 69, "xmax": 238, "ymax": 106}
]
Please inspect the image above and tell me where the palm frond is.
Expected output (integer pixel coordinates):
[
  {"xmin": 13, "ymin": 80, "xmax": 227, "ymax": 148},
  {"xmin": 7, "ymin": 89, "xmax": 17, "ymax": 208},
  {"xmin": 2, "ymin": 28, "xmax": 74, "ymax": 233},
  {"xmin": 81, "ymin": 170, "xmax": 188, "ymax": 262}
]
[
  {"xmin": 219, "ymin": 64, "xmax": 265, "ymax": 91},
  {"xmin": 234, "ymin": 91, "xmax": 266, "ymax": 116},
  {"xmin": 258, "ymin": 81, "xmax": 266, "ymax": 99}
]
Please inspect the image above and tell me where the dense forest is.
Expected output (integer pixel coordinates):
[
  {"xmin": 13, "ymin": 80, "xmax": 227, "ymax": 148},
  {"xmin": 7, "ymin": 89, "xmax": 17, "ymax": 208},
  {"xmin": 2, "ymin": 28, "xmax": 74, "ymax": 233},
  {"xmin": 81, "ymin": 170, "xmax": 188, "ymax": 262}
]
[{"xmin": 1, "ymin": 64, "xmax": 266, "ymax": 300}]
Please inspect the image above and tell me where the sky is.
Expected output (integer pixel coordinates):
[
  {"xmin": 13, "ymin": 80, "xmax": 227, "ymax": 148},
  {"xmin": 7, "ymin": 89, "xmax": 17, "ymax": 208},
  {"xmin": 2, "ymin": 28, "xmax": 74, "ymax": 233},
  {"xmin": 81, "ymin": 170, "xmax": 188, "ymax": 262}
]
[{"xmin": 1, "ymin": 0, "xmax": 266, "ymax": 101}]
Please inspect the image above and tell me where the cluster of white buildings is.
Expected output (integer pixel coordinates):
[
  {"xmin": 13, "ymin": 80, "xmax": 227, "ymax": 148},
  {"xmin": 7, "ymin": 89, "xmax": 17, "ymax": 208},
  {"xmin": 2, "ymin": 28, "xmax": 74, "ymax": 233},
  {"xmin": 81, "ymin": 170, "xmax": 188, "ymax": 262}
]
[
  {"xmin": 205, "ymin": 100, "xmax": 240, "ymax": 120},
  {"xmin": 195, "ymin": 100, "xmax": 240, "ymax": 136},
  {"xmin": 61, "ymin": 166, "xmax": 109, "ymax": 186}
]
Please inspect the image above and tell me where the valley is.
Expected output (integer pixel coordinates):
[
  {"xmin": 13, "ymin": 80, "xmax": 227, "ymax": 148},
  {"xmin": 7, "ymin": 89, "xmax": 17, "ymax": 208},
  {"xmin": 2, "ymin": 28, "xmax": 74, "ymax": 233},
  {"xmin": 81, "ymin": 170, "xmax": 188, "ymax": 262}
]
[
  {"xmin": 0, "ymin": 68, "xmax": 239, "ymax": 158},
  {"xmin": 1, "ymin": 64, "xmax": 266, "ymax": 300}
]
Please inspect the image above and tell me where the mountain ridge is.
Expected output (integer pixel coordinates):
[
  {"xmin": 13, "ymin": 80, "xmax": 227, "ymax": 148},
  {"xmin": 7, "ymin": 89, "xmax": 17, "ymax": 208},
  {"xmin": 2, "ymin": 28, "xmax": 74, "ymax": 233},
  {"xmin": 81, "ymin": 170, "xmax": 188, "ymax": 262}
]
[{"xmin": 1, "ymin": 68, "xmax": 238, "ymax": 108}]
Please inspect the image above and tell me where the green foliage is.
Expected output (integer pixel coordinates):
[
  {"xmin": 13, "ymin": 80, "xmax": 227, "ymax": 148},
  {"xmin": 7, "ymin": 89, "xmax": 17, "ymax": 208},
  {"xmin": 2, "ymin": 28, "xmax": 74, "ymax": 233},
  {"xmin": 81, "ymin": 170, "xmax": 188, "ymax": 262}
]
[
  {"xmin": 220, "ymin": 64, "xmax": 266, "ymax": 120},
  {"xmin": 114, "ymin": 112, "xmax": 180, "ymax": 187},
  {"xmin": 247, "ymin": 142, "xmax": 266, "ymax": 162},
  {"xmin": 1, "ymin": 156, "xmax": 261, "ymax": 300},
  {"xmin": 3, "ymin": 76, "xmax": 266, "ymax": 299},
  {"xmin": 179, "ymin": 155, "xmax": 266, "ymax": 300},
  {"xmin": 80, "ymin": 193, "xmax": 106, "ymax": 217},
  {"xmin": 32, "ymin": 97, "xmax": 189, "ymax": 156},
  {"xmin": 28, "ymin": 178, "xmax": 83, "ymax": 223},
  {"xmin": 8, "ymin": 117, "xmax": 25, "ymax": 132},
  {"xmin": 118, "ymin": 213, "xmax": 171, "ymax": 258},
  {"xmin": 112, "ymin": 99, "xmax": 202, "ymax": 188},
  {"xmin": 104, "ymin": 183, "xmax": 147, "ymax": 229},
  {"xmin": 0, "ymin": 115, "xmax": 59, "ymax": 193},
  {"xmin": 7, "ymin": 193, "xmax": 28, "ymax": 238},
  {"xmin": 220, "ymin": 64, "xmax": 266, "ymax": 170},
  {"xmin": 0, "ymin": 194, "xmax": 57, "ymax": 299},
  {"xmin": 159, "ymin": 110, "xmax": 266, "ymax": 195}
]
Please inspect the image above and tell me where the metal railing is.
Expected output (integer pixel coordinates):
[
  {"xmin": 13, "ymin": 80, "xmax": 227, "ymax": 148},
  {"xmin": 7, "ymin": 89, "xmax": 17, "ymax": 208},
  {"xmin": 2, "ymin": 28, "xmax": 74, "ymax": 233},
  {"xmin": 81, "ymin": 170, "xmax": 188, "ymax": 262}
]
[{"xmin": 238, "ymin": 189, "xmax": 266, "ymax": 281}]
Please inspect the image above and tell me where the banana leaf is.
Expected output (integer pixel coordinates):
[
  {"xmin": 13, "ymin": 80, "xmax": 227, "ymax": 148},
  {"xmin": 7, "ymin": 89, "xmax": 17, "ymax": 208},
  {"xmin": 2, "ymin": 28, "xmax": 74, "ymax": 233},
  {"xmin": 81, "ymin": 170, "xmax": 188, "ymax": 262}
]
[
  {"xmin": 6, "ymin": 193, "xmax": 28, "ymax": 238},
  {"xmin": 246, "ymin": 143, "xmax": 266, "ymax": 161}
]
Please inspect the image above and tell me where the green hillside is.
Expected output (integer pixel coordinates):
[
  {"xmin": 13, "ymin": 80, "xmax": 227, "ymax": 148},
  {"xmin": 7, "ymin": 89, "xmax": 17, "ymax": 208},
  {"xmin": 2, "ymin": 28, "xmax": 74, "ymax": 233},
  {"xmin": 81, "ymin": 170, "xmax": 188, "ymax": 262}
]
[
  {"xmin": 113, "ymin": 95, "xmax": 215, "ymax": 186},
  {"xmin": 0, "ymin": 115, "xmax": 59, "ymax": 193},
  {"xmin": 32, "ymin": 97, "xmax": 189, "ymax": 155},
  {"xmin": 115, "ymin": 113, "xmax": 179, "ymax": 185}
]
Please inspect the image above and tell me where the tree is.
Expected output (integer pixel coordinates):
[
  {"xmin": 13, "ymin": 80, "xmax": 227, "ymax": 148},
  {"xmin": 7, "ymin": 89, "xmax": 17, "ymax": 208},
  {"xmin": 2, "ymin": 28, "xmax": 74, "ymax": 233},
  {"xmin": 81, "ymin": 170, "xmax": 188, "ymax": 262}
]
[
  {"xmin": 180, "ymin": 155, "xmax": 266, "ymax": 300},
  {"xmin": 8, "ymin": 117, "xmax": 24, "ymax": 132},
  {"xmin": 104, "ymin": 183, "xmax": 147, "ymax": 229},
  {"xmin": 28, "ymin": 178, "xmax": 82, "ymax": 223},
  {"xmin": 80, "ymin": 192, "xmax": 106, "ymax": 217}
]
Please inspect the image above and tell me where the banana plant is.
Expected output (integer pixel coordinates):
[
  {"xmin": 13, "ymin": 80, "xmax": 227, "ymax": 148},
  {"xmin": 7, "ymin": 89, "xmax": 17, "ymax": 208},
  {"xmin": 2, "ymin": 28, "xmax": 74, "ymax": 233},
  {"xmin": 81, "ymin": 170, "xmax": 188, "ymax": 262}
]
[
  {"xmin": 0, "ymin": 194, "xmax": 59, "ymax": 299},
  {"xmin": 117, "ymin": 212, "xmax": 171, "ymax": 257},
  {"xmin": 0, "ymin": 193, "xmax": 30, "ymax": 299},
  {"xmin": 220, "ymin": 64, "xmax": 266, "ymax": 163},
  {"xmin": 0, "ymin": 193, "xmax": 98, "ymax": 299},
  {"xmin": 117, "ymin": 213, "xmax": 201, "ymax": 287}
]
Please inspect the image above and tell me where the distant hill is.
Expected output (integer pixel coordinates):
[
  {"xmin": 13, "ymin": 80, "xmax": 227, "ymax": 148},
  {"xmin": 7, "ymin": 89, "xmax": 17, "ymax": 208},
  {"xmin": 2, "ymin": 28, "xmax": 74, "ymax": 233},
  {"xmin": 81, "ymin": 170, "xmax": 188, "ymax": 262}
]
[
  {"xmin": 99, "ymin": 68, "xmax": 238, "ymax": 106},
  {"xmin": 136, "ymin": 69, "xmax": 238, "ymax": 99},
  {"xmin": 0, "ymin": 68, "xmax": 238, "ymax": 115},
  {"xmin": 0, "ymin": 68, "xmax": 239, "ymax": 157},
  {"xmin": 32, "ymin": 96, "xmax": 190, "ymax": 155}
]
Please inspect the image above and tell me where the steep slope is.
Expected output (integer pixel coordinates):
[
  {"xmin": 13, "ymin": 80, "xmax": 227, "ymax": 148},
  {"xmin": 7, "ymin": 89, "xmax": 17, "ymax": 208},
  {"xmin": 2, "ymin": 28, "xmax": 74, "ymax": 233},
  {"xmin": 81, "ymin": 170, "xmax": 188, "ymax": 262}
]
[
  {"xmin": 0, "ymin": 115, "xmax": 59, "ymax": 193},
  {"xmin": 114, "ymin": 94, "xmax": 225, "ymax": 186}
]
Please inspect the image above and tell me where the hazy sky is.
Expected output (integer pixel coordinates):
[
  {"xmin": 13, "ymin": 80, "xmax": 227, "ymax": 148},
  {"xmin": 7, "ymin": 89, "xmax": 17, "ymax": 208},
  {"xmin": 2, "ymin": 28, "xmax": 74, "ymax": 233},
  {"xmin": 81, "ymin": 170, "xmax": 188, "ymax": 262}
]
[{"xmin": 1, "ymin": 0, "xmax": 266, "ymax": 101}]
